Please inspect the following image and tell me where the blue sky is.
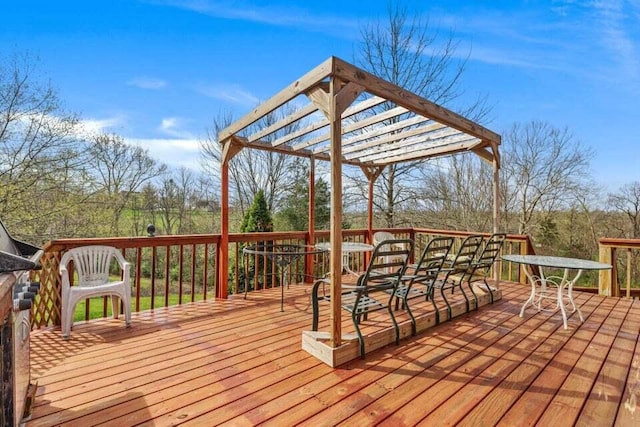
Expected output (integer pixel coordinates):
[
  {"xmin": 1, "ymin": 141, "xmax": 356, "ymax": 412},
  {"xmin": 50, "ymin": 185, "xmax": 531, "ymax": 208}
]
[{"xmin": 2, "ymin": 0, "xmax": 639, "ymax": 191}]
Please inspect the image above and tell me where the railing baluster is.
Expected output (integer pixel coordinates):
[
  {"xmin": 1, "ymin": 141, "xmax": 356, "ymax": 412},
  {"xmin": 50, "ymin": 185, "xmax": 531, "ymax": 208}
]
[
  {"xmin": 627, "ymin": 248, "xmax": 632, "ymax": 298},
  {"xmin": 203, "ymin": 243, "xmax": 209, "ymax": 300},
  {"xmin": 191, "ymin": 244, "xmax": 197, "ymax": 302},
  {"xmin": 151, "ymin": 246, "xmax": 157, "ymax": 310},
  {"xmin": 234, "ymin": 243, "xmax": 239, "ymax": 294},
  {"xmin": 165, "ymin": 245, "xmax": 171, "ymax": 307},
  {"xmin": 135, "ymin": 247, "xmax": 142, "ymax": 312}
]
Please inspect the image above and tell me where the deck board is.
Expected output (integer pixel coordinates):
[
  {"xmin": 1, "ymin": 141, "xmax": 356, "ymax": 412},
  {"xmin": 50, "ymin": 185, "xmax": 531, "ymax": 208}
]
[
  {"xmin": 457, "ymin": 293, "xmax": 602, "ymax": 426},
  {"xmin": 536, "ymin": 296, "xmax": 629, "ymax": 426},
  {"xmin": 26, "ymin": 281, "xmax": 640, "ymax": 426},
  {"xmin": 613, "ymin": 298, "xmax": 640, "ymax": 426}
]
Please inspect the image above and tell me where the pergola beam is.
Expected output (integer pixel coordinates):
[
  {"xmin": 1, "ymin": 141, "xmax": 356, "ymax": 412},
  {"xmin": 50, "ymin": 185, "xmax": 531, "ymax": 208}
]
[
  {"xmin": 219, "ymin": 57, "xmax": 334, "ymax": 141},
  {"xmin": 311, "ymin": 113, "xmax": 430, "ymax": 155},
  {"xmin": 271, "ymin": 94, "xmax": 386, "ymax": 149},
  {"xmin": 293, "ymin": 105, "xmax": 411, "ymax": 152},
  {"xmin": 344, "ymin": 124, "xmax": 454, "ymax": 160},
  {"xmin": 368, "ymin": 138, "xmax": 482, "ymax": 165},
  {"xmin": 333, "ymin": 58, "xmax": 501, "ymax": 144},
  {"xmin": 356, "ymin": 133, "xmax": 478, "ymax": 163},
  {"xmin": 247, "ymin": 102, "xmax": 318, "ymax": 143}
]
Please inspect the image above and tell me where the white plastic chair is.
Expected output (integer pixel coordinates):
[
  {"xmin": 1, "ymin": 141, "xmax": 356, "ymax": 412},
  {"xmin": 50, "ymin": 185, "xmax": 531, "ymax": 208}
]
[
  {"xmin": 60, "ymin": 245, "xmax": 132, "ymax": 338},
  {"xmin": 373, "ymin": 231, "xmax": 408, "ymax": 271}
]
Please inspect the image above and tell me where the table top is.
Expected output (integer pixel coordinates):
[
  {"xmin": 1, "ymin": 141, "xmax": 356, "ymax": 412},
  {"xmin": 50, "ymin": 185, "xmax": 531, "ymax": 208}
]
[
  {"xmin": 315, "ymin": 242, "xmax": 374, "ymax": 253},
  {"xmin": 243, "ymin": 243, "xmax": 327, "ymax": 256},
  {"xmin": 502, "ymin": 254, "xmax": 611, "ymax": 270}
]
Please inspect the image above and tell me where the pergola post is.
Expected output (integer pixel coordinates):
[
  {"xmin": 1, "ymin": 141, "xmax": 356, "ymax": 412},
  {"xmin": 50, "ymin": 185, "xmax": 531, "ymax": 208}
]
[
  {"xmin": 217, "ymin": 138, "xmax": 242, "ymax": 299},
  {"xmin": 360, "ymin": 165, "xmax": 384, "ymax": 267},
  {"xmin": 306, "ymin": 78, "xmax": 364, "ymax": 349},
  {"xmin": 360, "ymin": 166, "xmax": 384, "ymax": 242},
  {"xmin": 492, "ymin": 140, "xmax": 501, "ymax": 234},
  {"xmin": 305, "ymin": 156, "xmax": 316, "ymax": 283},
  {"xmin": 328, "ymin": 77, "xmax": 344, "ymax": 347},
  {"xmin": 491, "ymin": 140, "xmax": 501, "ymax": 284}
]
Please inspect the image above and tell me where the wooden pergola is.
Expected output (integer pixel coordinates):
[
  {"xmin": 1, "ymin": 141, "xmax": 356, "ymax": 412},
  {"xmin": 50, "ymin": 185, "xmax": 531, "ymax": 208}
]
[{"xmin": 217, "ymin": 56, "xmax": 501, "ymax": 358}]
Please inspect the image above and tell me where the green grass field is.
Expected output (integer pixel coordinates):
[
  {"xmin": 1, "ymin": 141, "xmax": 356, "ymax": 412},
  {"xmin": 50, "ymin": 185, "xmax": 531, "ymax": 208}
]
[{"xmin": 73, "ymin": 292, "xmax": 212, "ymax": 322}]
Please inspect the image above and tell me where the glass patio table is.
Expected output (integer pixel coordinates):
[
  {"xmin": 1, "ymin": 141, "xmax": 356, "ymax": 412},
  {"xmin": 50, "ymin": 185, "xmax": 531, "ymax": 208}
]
[
  {"xmin": 243, "ymin": 243, "xmax": 327, "ymax": 312},
  {"xmin": 315, "ymin": 241, "xmax": 374, "ymax": 277},
  {"xmin": 502, "ymin": 254, "xmax": 611, "ymax": 329}
]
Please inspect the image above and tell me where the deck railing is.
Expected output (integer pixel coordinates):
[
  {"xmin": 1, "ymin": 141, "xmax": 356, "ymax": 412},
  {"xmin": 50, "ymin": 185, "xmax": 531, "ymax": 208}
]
[
  {"xmin": 33, "ymin": 229, "xmax": 535, "ymax": 328},
  {"xmin": 598, "ymin": 238, "xmax": 640, "ymax": 298}
]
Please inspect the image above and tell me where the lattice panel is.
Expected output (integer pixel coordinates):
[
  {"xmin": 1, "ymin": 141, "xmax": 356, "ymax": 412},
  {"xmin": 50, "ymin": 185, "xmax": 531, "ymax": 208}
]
[{"xmin": 31, "ymin": 250, "xmax": 62, "ymax": 328}]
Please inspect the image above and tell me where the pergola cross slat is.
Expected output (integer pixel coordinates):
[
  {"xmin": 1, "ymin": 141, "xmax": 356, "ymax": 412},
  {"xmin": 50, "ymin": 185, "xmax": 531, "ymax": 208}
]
[
  {"xmin": 217, "ymin": 56, "xmax": 501, "ymax": 360},
  {"xmin": 312, "ymin": 113, "xmax": 430, "ymax": 154}
]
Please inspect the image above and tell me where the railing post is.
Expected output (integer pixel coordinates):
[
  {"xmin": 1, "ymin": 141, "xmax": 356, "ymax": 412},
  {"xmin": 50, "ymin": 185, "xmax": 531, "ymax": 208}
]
[
  {"xmin": 598, "ymin": 244, "xmax": 615, "ymax": 296},
  {"xmin": 517, "ymin": 240, "xmax": 529, "ymax": 285},
  {"xmin": 409, "ymin": 228, "xmax": 416, "ymax": 264},
  {"xmin": 304, "ymin": 232, "xmax": 315, "ymax": 283}
]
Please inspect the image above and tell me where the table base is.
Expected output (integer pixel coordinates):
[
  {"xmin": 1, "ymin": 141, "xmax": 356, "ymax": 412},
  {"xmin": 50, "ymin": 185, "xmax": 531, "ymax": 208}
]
[{"xmin": 519, "ymin": 267, "xmax": 584, "ymax": 330}]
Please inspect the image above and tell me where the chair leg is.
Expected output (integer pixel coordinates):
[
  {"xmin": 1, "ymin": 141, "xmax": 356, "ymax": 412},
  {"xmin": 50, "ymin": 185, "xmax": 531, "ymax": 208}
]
[
  {"xmin": 431, "ymin": 300, "xmax": 440, "ymax": 325},
  {"xmin": 388, "ymin": 306, "xmax": 400, "ymax": 345},
  {"xmin": 311, "ymin": 280, "xmax": 322, "ymax": 331},
  {"xmin": 111, "ymin": 295, "xmax": 120, "ymax": 320},
  {"xmin": 441, "ymin": 286, "xmax": 452, "ymax": 321},
  {"xmin": 467, "ymin": 279, "xmax": 479, "ymax": 310},
  {"xmin": 456, "ymin": 278, "xmax": 471, "ymax": 313},
  {"xmin": 123, "ymin": 295, "xmax": 132, "ymax": 327},
  {"xmin": 61, "ymin": 299, "xmax": 73, "ymax": 339},
  {"xmin": 404, "ymin": 297, "xmax": 417, "ymax": 336},
  {"xmin": 351, "ymin": 310, "xmax": 365, "ymax": 359}
]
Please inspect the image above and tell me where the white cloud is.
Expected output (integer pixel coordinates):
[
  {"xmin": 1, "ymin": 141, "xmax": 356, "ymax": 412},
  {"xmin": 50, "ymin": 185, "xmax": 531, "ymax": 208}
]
[
  {"xmin": 592, "ymin": 0, "xmax": 639, "ymax": 79},
  {"xmin": 465, "ymin": 46, "xmax": 559, "ymax": 70},
  {"xmin": 158, "ymin": 117, "xmax": 196, "ymax": 139},
  {"xmin": 126, "ymin": 76, "xmax": 167, "ymax": 90},
  {"xmin": 79, "ymin": 115, "xmax": 127, "ymax": 135},
  {"xmin": 127, "ymin": 137, "xmax": 200, "ymax": 152},
  {"xmin": 148, "ymin": 0, "xmax": 358, "ymax": 35},
  {"xmin": 436, "ymin": 1, "xmax": 638, "ymax": 88},
  {"xmin": 125, "ymin": 137, "xmax": 202, "ymax": 169},
  {"xmin": 195, "ymin": 83, "xmax": 260, "ymax": 106}
]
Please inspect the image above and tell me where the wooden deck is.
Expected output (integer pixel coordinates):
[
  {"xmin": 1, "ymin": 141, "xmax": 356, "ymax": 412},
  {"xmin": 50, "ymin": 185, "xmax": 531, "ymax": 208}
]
[{"xmin": 26, "ymin": 280, "xmax": 640, "ymax": 426}]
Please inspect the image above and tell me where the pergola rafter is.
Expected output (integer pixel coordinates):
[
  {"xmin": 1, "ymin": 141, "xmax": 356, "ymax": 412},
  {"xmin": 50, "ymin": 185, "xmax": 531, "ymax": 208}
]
[{"xmin": 217, "ymin": 56, "xmax": 501, "ymax": 360}]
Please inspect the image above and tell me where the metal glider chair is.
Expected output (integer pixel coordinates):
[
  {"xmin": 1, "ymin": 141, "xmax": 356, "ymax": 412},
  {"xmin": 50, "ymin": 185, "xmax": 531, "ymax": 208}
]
[
  {"xmin": 467, "ymin": 233, "xmax": 507, "ymax": 304},
  {"xmin": 60, "ymin": 245, "xmax": 132, "ymax": 338},
  {"xmin": 433, "ymin": 235, "xmax": 484, "ymax": 323},
  {"xmin": 311, "ymin": 238, "xmax": 414, "ymax": 359},
  {"xmin": 386, "ymin": 236, "xmax": 454, "ymax": 335}
]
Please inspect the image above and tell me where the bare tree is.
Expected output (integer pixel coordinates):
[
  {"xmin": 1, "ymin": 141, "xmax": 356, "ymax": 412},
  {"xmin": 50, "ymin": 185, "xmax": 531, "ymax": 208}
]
[
  {"xmin": 501, "ymin": 121, "xmax": 594, "ymax": 235},
  {"xmin": 129, "ymin": 182, "xmax": 158, "ymax": 236},
  {"xmin": 418, "ymin": 154, "xmax": 494, "ymax": 231},
  {"xmin": 607, "ymin": 181, "xmax": 640, "ymax": 239},
  {"xmin": 88, "ymin": 133, "xmax": 167, "ymax": 235},
  {"xmin": 156, "ymin": 167, "xmax": 199, "ymax": 235},
  {"xmin": 349, "ymin": 1, "xmax": 492, "ymax": 227},
  {"xmin": 200, "ymin": 111, "xmax": 297, "ymax": 217},
  {"xmin": 0, "ymin": 52, "xmax": 85, "ymax": 235}
]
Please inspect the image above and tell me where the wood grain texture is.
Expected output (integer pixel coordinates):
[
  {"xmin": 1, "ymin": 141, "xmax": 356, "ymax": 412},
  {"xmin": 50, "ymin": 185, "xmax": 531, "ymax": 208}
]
[{"xmin": 26, "ymin": 280, "xmax": 638, "ymax": 426}]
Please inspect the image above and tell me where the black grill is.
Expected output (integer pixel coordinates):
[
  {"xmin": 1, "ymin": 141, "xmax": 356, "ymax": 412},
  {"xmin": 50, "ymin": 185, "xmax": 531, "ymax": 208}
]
[
  {"xmin": 0, "ymin": 219, "xmax": 42, "ymax": 426},
  {"xmin": 0, "ymin": 223, "xmax": 40, "ymax": 274}
]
